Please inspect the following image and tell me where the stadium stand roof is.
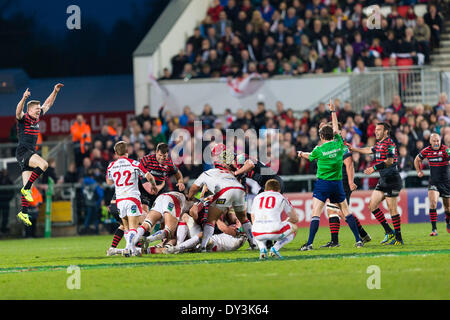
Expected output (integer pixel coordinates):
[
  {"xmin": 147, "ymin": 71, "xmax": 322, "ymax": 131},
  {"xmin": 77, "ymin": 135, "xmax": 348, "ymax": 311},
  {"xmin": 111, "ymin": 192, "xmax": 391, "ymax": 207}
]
[
  {"xmin": 133, "ymin": 0, "xmax": 190, "ymax": 57},
  {"xmin": 0, "ymin": 69, "xmax": 134, "ymax": 116}
]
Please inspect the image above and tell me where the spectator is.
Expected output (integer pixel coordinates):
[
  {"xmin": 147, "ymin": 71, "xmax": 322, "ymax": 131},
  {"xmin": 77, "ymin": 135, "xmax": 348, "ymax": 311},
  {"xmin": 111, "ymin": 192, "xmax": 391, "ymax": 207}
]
[
  {"xmin": 323, "ymin": 46, "xmax": 339, "ymax": 72},
  {"xmin": 414, "ymin": 16, "xmax": 431, "ymax": 63},
  {"xmin": 158, "ymin": 68, "xmax": 172, "ymax": 80},
  {"xmin": 434, "ymin": 92, "xmax": 448, "ymax": 113},
  {"xmin": 81, "ymin": 169, "xmax": 104, "ymax": 235},
  {"xmin": 170, "ymin": 50, "xmax": 189, "ymax": 79},
  {"xmin": 353, "ymin": 58, "xmax": 367, "ymax": 74},
  {"xmin": 207, "ymin": 0, "xmax": 224, "ymax": 23},
  {"xmin": 387, "ymin": 95, "xmax": 407, "ymax": 119},
  {"xmin": 70, "ymin": 114, "xmax": 92, "ymax": 168},
  {"xmin": 259, "ymin": 0, "xmax": 275, "ymax": 22},
  {"xmin": 200, "ymin": 104, "xmax": 217, "ymax": 129},
  {"xmin": 64, "ymin": 162, "xmax": 79, "ymax": 183},
  {"xmin": 423, "ymin": 4, "xmax": 442, "ymax": 49},
  {"xmin": 224, "ymin": 0, "xmax": 239, "ymax": 22},
  {"xmin": 136, "ymin": 106, "xmax": 153, "ymax": 128},
  {"xmin": 216, "ymin": 11, "xmax": 233, "ymax": 38}
]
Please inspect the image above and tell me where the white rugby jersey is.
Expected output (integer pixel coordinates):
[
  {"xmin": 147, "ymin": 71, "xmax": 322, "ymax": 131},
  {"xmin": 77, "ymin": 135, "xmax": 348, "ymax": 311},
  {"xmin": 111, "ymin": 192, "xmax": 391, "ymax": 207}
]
[
  {"xmin": 193, "ymin": 168, "xmax": 244, "ymax": 194},
  {"xmin": 107, "ymin": 157, "xmax": 147, "ymax": 201},
  {"xmin": 250, "ymin": 191, "xmax": 293, "ymax": 232}
]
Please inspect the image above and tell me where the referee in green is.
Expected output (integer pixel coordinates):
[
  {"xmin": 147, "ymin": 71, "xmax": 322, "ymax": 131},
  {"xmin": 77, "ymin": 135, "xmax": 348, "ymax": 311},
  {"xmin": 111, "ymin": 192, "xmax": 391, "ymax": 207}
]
[{"xmin": 297, "ymin": 100, "xmax": 363, "ymax": 250}]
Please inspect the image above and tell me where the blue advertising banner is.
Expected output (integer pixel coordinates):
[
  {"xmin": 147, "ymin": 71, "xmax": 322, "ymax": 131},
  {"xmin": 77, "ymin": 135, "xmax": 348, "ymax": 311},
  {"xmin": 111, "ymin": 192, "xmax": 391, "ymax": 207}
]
[{"xmin": 407, "ymin": 188, "xmax": 446, "ymax": 223}]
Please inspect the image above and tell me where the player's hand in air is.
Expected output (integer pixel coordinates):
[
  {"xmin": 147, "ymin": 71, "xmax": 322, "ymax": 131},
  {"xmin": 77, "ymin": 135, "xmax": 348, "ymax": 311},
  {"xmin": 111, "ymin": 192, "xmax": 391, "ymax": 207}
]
[
  {"xmin": 364, "ymin": 167, "xmax": 375, "ymax": 175},
  {"xmin": 23, "ymin": 88, "xmax": 31, "ymax": 99},
  {"xmin": 328, "ymin": 99, "xmax": 335, "ymax": 112},
  {"xmin": 54, "ymin": 83, "xmax": 64, "ymax": 92},
  {"xmin": 417, "ymin": 171, "xmax": 424, "ymax": 178}
]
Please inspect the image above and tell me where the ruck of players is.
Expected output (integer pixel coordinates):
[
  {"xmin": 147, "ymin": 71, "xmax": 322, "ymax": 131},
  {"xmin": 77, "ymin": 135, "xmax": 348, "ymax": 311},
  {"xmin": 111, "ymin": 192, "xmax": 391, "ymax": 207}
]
[{"xmin": 14, "ymin": 86, "xmax": 450, "ymax": 260}]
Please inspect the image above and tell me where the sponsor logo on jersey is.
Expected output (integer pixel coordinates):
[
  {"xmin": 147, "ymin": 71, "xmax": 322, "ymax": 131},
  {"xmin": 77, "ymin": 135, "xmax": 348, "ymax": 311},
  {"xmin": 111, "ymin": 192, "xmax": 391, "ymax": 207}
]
[
  {"xmin": 216, "ymin": 198, "xmax": 226, "ymax": 205},
  {"xmin": 131, "ymin": 205, "xmax": 137, "ymax": 214},
  {"xmin": 168, "ymin": 202, "xmax": 174, "ymax": 211}
]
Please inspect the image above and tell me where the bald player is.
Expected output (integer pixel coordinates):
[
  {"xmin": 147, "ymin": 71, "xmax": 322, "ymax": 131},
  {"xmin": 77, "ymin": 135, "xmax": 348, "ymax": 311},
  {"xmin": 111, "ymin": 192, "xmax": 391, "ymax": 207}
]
[{"xmin": 414, "ymin": 133, "xmax": 450, "ymax": 235}]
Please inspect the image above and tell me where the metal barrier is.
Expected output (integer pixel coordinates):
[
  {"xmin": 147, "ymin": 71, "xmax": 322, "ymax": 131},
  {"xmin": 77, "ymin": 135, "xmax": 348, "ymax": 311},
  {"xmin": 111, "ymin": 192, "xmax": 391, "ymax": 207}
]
[
  {"xmin": 0, "ymin": 138, "xmax": 74, "ymax": 185},
  {"xmin": 307, "ymin": 67, "xmax": 443, "ymax": 113}
]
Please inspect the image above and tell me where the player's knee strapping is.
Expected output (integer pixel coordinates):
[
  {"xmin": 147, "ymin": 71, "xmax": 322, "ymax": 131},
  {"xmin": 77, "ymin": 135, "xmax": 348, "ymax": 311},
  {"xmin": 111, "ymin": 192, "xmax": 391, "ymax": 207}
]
[{"xmin": 143, "ymin": 219, "xmax": 153, "ymax": 231}]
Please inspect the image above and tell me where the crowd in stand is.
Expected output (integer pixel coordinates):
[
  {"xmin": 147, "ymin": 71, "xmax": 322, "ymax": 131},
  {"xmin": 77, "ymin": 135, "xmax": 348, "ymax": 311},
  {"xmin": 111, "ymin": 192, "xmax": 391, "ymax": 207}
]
[{"xmin": 162, "ymin": 0, "xmax": 444, "ymax": 80}]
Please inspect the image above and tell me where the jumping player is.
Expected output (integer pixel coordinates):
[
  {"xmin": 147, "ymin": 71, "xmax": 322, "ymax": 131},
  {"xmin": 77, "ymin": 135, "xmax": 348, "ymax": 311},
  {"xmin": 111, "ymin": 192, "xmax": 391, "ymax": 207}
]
[
  {"xmin": 251, "ymin": 179, "xmax": 299, "ymax": 259},
  {"xmin": 297, "ymin": 100, "xmax": 363, "ymax": 250},
  {"xmin": 106, "ymin": 141, "xmax": 157, "ymax": 256},
  {"xmin": 16, "ymin": 84, "xmax": 64, "ymax": 226},
  {"xmin": 414, "ymin": 133, "xmax": 450, "ymax": 235},
  {"xmin": 351, "ymin": 122, "xmax": 404, "ymax": 245}
]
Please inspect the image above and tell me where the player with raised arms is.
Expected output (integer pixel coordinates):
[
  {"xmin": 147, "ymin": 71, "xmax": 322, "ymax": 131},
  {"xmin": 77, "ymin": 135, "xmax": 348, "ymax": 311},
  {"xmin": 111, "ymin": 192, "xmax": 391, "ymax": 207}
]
[
  {"xmin": 250, "ymin": 179, "xmax": 299, "ymax": 259},
  {"xmin": 414, "ymin": 133, "xmax": 450, "ymax": 235},
  {"xmin": 15, "ymin": 84, "xmax": 64, "ymax": 226},
  {"xmin": 106, "ymin": 141, "xmax": 157, "ymax": 256},
  {"xmin": 297, "ymin": 100, "xmax": 363, "ymax": 250}
]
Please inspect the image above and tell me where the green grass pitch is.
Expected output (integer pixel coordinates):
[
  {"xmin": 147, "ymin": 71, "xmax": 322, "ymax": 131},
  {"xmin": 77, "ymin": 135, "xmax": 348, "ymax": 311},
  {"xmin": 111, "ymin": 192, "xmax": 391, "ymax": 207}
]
[{"xmin": 0, "ymin": 222, "xmax": 448, "ymax": 300}]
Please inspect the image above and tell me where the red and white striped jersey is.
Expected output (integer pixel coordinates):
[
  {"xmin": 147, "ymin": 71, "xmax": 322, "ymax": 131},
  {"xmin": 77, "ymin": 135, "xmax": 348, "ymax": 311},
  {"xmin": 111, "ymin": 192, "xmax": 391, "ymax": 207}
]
[
  {"xmin": 250, "ymin": 191, "xmax": 293, "ymax": 233},
  {"xmin": 107, "ymin": 157, "xmax": 147, "ymax": 201},
  {"xmin": 193, "ymin": 168, "xmax": 244, "ymax": 194}
]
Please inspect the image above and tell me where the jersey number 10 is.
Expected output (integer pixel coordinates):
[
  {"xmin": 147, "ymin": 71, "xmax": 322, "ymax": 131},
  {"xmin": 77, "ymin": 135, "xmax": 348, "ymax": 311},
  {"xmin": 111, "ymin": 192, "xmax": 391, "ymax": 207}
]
[{"xmin": 259, "ymin": 196, "xmax": 276, "ymax": 209}]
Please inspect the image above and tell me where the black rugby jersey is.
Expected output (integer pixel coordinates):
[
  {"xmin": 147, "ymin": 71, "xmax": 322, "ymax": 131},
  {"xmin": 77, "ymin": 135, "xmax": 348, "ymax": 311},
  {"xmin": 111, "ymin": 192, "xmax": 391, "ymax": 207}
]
[
  {"xmin": 236, "ymin": 154, "xmax": 277, "ymax": 186},
  {"xmin": 140, "ymin": 154, "xmax": 178, "ymax": 185},
  {"xmin": 371, "ymin": 137, "xmax": 399, "ymax": 178},
  {"xmin": 418, "ymin": 145, "xmax": 450, "ymax": 184},
  {"xmin": 17, "ymin": 110, "xmax": 43, "ymax": 150}
]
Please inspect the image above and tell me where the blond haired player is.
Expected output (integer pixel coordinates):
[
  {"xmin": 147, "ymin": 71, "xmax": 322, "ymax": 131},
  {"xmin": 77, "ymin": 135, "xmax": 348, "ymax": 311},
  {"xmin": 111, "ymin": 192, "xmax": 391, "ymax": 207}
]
[
  {"xmin": 106, "ymin": 141, "xmax": 157, "ymax": 256},
  {"xmin": 250, "ymin": 179, "xmax": 299, "ymax": 259}
]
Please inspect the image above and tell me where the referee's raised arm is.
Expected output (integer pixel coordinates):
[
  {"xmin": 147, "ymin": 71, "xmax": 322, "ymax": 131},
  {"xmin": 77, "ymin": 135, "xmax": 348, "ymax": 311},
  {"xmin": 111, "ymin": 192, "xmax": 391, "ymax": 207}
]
[{"xmin": 328, "ymin": 99, "xmax": 339, "ymax": 135}]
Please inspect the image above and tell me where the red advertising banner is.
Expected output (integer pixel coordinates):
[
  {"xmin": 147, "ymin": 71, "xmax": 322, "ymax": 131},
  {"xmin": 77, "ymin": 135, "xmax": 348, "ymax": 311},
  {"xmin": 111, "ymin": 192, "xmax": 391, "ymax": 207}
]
[
  {"xmin": 0, "ymin": 111, "xmax": 135, "ymax": 140},
  {"xmin": 284, "ymin": 190, "xmax": 409, "ymax": 228}
]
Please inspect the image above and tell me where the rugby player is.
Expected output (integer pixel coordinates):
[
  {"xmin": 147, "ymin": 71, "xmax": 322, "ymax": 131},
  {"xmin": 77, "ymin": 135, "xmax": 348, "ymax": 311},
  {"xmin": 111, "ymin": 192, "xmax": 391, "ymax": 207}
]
[
  {"xmin": 187, "ymin": 154, "xmax": 257, "ymax": 252},
  {"xmin": 351, "ymin": 122, "xmax": 404, "ymax": 245},
  {"xmin": 414, "ymin": 133, "xmax": 450, "ymax": 235},
  {"xmin": 165, "ymin": 208, "xmax": 247, "ymax": 254},
  {"xmin": 15, "ymin": 84, "xmax": 64, "ymax": 226},
  {"xmin": 250, "ymin": 179, "xmax": 299, "ymax": 259},
  {"xmin": 106, "ymin": 141, "xmax": 157, "ymax": 256},
  {"xmin": 140, "ymin": 143, "xmax": 185, "ymax": 202},
  {"xmin": 107, "ymin": 142, "xmax": 181, "ymax": 251},
  {"xmin": 297, "ymin": 100, "xmax": 363, "ymax": 250},
  {"xmin": 139, "ymin": 191, "xmax": 187, "ymax": 250}
]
